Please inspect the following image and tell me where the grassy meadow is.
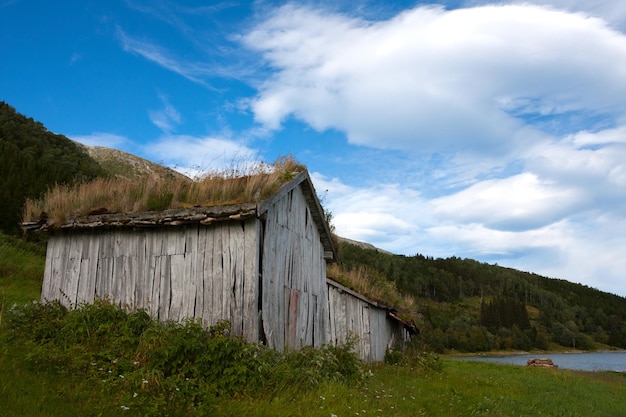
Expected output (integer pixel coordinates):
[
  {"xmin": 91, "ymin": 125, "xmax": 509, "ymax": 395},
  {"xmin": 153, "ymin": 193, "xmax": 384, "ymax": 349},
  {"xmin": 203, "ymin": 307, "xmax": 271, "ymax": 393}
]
[{"xmin": 1, "ymin": 231, "xmax": 625, "ymax": 417}]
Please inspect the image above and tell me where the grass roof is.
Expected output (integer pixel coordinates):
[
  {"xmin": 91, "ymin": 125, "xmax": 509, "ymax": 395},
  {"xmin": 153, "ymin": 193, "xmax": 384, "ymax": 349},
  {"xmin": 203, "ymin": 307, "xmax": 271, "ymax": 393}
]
[{"xmin": 23, "ymin": 156, "xmax": 306, "ymax": 227}]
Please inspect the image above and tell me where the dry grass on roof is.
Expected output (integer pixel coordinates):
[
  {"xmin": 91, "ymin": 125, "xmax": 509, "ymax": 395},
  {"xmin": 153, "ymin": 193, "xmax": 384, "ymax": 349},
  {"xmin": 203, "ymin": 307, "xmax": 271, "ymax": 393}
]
[
  {"xmin": 23, "ymin": 156, "xmax": 305, "ymax": 227},
  {"xmin": 327, "ymin": 263, "xmax": 416, "ymax": 314}
]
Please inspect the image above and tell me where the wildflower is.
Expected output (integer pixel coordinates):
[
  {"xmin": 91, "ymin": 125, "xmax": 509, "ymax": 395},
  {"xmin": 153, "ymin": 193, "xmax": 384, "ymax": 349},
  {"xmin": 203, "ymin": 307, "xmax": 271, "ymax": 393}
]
[
  {"xmin": 142, "ymin": 379, "xmax": 149, "ymax": 384},
  {"xmin": 119, "ymin": 374, "xmax": 124, "ymax": 379},
  {"xmin": 133, "ymin": 361, "xmax": 139, "ymax": 366},
  {"xmin": 133, "ymin": 392, "xmax": 138, "ymax": 398},
  {"xmin": 120, "ymin": 405, "xmax": 130, "ymax": 410}
]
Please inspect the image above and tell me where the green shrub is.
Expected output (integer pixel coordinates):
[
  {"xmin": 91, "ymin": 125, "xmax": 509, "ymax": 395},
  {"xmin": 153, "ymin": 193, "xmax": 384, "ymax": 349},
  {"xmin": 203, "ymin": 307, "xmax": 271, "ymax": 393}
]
[
  {"xmin": 266, "ymin": 335, "xmax": 365, "ymax": 393},
  {"xmin": 384, "ymin": 340, "xmax": 442, "ymax": 372}
]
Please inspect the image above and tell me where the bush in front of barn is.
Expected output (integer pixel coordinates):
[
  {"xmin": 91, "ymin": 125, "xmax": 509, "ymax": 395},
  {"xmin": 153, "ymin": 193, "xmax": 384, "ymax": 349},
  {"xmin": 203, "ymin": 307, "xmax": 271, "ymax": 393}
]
[{"xmin": 3, "ymin": 300, "xmax": 365, "ymax": 415}]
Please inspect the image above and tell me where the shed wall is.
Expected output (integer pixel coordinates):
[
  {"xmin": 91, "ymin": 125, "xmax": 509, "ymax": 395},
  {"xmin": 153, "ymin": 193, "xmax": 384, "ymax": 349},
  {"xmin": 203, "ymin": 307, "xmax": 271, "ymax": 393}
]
[
  {"xmin": 326, "ymin": 283, "xmax": 404, "ymax": 362},
  {"xmin": 261, "ymin": 185, "xmax": 329, "ymax": 351},
  {"xmin": 41, "ymin": 219, "xmax": 260, "ymax": 342}
]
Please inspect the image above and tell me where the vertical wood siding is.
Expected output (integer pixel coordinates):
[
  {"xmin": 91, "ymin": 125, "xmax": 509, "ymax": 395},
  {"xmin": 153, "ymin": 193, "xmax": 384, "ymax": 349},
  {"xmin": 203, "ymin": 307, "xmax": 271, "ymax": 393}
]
[
  {"xmin": 41, "ymin": 219, "xmax": 260, "ymax": 342},
  {"xmin": 326, "ymin": 283, "xmax": 405, "ymax": 362},
  {"xmin": 261, "ymin": 185, "xmax": 329, "ymax": 351}
]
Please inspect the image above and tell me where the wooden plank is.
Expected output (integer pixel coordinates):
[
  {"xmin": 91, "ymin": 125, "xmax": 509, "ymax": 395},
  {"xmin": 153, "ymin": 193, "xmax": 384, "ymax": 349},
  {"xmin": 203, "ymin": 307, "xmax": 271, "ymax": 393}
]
[
  {"xmin": 212, "ymin": 223, "xmax": 224, "ymax": 323},
  {"xmin": 64, "ymin": 234, "xmax": 82, "ymax": 307},
  {"xmin": 299, "ymin": 291, "xmax": 311, "ymax": 347},
  {"xmin": 169, "ymin": 254, "xmax": 185, "ymax": 321},
  {"xmin": 158, "ymin": 255, "xmax": 171, "ymax": 321},
  {"xmin": 181, "ymin": 226, "xmax": 198, "ymax": 319},
  {"xmin": 242, "ymin": 218, "xmax": 259, "ymax": 343},
  {"xmin": 220, "ymin": 224, "xmax": 232, "ymax": 324},
  {"xmin": 230, "ymin": 222, "xmax": 246, "ymax": 336},
  {"xmin": 148, "ymin": 244, "xmax": 160, "ymax": 317},
  {"xmin": 286, "ymin": 287, "xmax": 299, "ymax": 349},
  {"xmin": 201, "ymin": 227, "xmax": 215, "ymax": 327},
  {"xmin": 134, "ymin": 231, "xmax": 147, "ymax": 310},
  {"xmin": 84, "ymin": 233, "xmax": 100, "ymax": 304},
  {"xmin": 95, "ymin": 256, "xmax": 109, "ymax": 301},
  {"xmin": 48, "ymin": 237, "xmax": 67, "ymax": 303},
  {"xmin": 361, "ymin": 304, "xmax": 372, "ymax": 362},
  {"xmin": 76, "ymin": 259, "xmax": 91, "ymax": 305},
  {"xmin": 194, "ymin": 226, "xmax": 206, "ymax": 320},
  {"xmin": 41, "ymin": 235, "xmax": 60, "ymax": 302}
]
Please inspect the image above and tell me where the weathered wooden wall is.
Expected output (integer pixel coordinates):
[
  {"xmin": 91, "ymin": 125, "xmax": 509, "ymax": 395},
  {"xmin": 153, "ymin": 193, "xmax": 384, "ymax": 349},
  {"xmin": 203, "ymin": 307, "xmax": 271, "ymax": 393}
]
[
  {"xmin": 261, "ymin": 185, "xmax": 329, "ymax": 351},
  {"xmin": 41, "ymin": 219, "xmax": 260, "ymax": 342},
  {"xmin": 326, "ymin": 280, "xmax": 405, "ymax": 362}
]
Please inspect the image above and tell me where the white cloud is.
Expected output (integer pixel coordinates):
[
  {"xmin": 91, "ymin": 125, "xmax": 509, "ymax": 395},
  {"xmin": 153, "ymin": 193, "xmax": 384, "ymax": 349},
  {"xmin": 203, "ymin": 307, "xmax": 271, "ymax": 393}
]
[
  {"xmin": 431, "ymin": 172, "xmax": 584, "ymax": 231},
  {"xmin": 311, "ymin": 172, "xmax": 432, "ymax": 253},
  {"xmin": 141, "ymin": 134, "xmax": 258, "ymax": 178},
  {"xmin": 149, "ymin": 96, "xmax": 181, "ymax": 133},
  {"xmin": 317, "ymin": 170, "xmax": 626, "ymax": 295},
  {"xmin": 243, "ymin": 3, "xmax": 626, "ymax": 154}
]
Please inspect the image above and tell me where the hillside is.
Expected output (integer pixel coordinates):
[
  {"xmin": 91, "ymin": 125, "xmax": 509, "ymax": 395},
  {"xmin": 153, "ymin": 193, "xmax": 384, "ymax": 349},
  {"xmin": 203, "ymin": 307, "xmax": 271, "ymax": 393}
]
[
  {"xmin": 0, "ymin": 102, "xmax": 105, "ymax": 234},
  {"xmin": 0, "ymin": 102, "xmax": 189, "ymax": 235},
  {"xmin": 77, "ymin": 143, "xmax": 188, "ymax": 182},
  {"xmin": 337, "ymin": 241, "xmax": 626, "ymax": 352}
]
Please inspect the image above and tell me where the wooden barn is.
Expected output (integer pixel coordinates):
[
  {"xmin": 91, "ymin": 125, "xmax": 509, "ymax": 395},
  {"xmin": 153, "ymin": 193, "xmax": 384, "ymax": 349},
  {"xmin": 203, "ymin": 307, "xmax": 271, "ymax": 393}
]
[
  {"xmin": 30, "ymin": 170, "xmax": 335, "ymax": 352},
  {"xmin": 326, "ymin": 279, "xmax": 413, "ymax": 362}
]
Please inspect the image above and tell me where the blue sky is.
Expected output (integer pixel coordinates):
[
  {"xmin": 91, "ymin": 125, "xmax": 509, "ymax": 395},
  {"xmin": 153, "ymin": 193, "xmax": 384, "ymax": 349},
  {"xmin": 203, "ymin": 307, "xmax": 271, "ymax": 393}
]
[{"xmin": 2, "ymin": 0, "xmax": 626, "ymax": 296}]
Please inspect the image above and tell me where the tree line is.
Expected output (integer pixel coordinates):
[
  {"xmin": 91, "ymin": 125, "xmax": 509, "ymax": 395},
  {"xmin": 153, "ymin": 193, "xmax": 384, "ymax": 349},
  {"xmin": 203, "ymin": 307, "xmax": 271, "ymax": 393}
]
[{"xmin": 337, "ymin": 242, "xmax": 626, "ymax": 352}]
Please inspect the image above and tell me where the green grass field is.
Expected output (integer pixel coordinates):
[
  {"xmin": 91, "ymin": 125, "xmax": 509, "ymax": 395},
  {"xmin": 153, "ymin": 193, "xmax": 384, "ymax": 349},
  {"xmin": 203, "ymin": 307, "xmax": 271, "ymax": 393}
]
[{"xmin": 1, "ymin": 231, "xmax": 625, "ymax": 417}]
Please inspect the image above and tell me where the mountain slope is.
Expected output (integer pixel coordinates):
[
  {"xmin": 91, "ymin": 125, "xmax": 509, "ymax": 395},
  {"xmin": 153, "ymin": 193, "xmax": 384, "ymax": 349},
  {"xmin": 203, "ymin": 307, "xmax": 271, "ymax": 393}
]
[
  {"xmin": 0, "ymin": 102, "xmax": 105, "ymax": 234},
  {"xmin": 337, "ymin": 241, "xmax": 626, "ymax": 352},
  {"xmin": 77, "ymin": 144, "xmax": 189, "ymax": 182},
  {"xmin": 0, "ymin": 101, "xmax": 189, "ymax": 234}
]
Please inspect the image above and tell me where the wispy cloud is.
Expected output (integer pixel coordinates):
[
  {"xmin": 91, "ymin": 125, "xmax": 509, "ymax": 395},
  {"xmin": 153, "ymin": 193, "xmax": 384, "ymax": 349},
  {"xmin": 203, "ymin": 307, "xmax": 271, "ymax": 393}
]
[
  {"xmin": 116, "ymin": 26, "xmax": 213, "ymax": 87},
  {"xmin": 149, "ymin": 95, "xmax": 181, "ymax": 133}
]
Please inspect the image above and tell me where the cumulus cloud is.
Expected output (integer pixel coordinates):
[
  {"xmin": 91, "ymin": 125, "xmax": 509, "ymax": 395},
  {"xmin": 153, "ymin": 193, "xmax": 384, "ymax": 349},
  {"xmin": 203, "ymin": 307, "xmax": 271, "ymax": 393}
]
[
  {"xmin": 239, "ymin": 2, "xmax": 626, "ymax": 296},
  {"xmin": 243, "ymin": 3, "xmax": 626, "ymax": 154},
  {"xmin": 431, "ymin": 172, "xmax": 584, "ymax": 231}
]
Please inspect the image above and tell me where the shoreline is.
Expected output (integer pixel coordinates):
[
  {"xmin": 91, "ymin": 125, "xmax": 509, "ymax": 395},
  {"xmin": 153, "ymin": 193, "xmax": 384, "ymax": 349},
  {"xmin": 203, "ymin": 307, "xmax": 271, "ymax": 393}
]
[{"xmin": 446, "ymin": 348, "xmax": 626, "ymax": 358}]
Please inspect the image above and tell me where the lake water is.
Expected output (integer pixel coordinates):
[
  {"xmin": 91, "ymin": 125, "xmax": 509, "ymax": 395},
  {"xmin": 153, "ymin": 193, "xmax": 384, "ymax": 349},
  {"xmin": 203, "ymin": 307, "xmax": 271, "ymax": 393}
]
[{"xmin": 452, "ymin": 352, "xmax": 626, "ymax": 372}]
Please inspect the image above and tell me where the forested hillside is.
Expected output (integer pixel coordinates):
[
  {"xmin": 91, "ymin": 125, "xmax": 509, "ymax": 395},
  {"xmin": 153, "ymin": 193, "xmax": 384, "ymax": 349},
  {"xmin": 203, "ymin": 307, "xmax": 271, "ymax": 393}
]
[
  {"xmin": 0, "ymin": 102, "xmax": 105, "ymax": 234},
  {"xmin": 338, "ymin": 242, "xmax": 626, "ymax": 352}
]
